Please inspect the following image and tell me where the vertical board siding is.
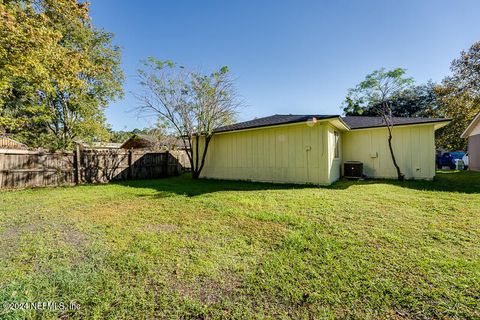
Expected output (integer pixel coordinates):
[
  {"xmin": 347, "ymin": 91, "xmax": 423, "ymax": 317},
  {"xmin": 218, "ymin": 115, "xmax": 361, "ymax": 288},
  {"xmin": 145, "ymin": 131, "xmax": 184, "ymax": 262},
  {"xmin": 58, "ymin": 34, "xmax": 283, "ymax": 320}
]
[
  {"xmin": 198, "ymin": 123, "xmax": 331, "ymax": 185},
  {"xmin": 327, "ymin": 125, "xmax": 342, "ymax": 184},
  {"xmin": 468, "ymin": 134, "xmax": 480, "ymax": 171},
  {"xmin": 197, "ymin": 122, "xmax": 437, "ymax": 184},
  {"xmin": 342, "ymin": 124, "xmax": 436, "ymax": 179}
]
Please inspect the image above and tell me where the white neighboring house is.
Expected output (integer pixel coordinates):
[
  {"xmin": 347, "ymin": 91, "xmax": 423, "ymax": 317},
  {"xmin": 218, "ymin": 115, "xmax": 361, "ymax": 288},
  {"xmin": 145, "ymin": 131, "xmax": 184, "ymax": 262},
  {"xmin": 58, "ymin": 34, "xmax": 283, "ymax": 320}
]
[{"xmin": 461, "ymin": 112, "xmax": 480, "ymax": 171}]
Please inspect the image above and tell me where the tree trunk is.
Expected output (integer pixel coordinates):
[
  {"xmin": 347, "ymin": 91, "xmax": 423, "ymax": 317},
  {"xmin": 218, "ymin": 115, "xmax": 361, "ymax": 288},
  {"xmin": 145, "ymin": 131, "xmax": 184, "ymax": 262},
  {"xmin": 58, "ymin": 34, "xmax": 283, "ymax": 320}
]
[
  {"xmin": 195, "ymin": 133, "xmax": 200, "ymax": 173},
  {"xmin": 197, "ymin": 136, "xmax": 211, "ymax": 174},
  {"xmin": 192, "ymin": 170, "xmax": 200, "ymax": 179},
  {"xmin": 379, "ymin": 102, "xmax": 404, "ymax": 181},
  {"xmin": 183, "ymin": 136, "xmax": 195, "ymax": 171},
  {"xmin": 191, "ymin": 135, "xmax": 212, "ymax": 180},
  {"xmin": 387, "ymin": 126, "xmax": 404, "ymax": 181}
]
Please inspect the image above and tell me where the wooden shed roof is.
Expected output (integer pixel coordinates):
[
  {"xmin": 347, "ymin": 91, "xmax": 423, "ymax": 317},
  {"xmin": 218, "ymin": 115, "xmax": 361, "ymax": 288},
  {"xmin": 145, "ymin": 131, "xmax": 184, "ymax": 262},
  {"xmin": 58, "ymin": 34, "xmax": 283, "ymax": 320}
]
[{"xmin": 0, "ymin": 136, "xmax": 27, "ymax": 149}]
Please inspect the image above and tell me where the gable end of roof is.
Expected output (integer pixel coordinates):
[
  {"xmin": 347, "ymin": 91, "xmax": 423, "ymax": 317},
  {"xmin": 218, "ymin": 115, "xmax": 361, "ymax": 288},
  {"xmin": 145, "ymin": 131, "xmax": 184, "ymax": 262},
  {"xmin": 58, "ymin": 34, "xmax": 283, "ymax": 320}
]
[{"xmin": 461, "ymin": 112, "xmax": 480, "ymax": 138}]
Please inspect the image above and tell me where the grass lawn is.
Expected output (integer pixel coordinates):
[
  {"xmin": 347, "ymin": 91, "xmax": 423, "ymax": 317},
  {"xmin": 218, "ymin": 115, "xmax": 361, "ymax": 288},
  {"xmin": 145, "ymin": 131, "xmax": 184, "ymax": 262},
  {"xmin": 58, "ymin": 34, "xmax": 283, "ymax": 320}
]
[{"xmin": 0, "ymin": 171, "xmax": 479, "ymax": 319}]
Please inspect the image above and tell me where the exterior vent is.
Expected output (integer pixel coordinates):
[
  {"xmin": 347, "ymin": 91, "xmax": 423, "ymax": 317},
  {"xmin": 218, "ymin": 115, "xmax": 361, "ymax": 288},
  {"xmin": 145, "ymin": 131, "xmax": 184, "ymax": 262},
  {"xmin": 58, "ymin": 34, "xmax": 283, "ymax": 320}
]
[{"xmin": 344, "ymin": 161, "xmax": 363, "ymax": 179}]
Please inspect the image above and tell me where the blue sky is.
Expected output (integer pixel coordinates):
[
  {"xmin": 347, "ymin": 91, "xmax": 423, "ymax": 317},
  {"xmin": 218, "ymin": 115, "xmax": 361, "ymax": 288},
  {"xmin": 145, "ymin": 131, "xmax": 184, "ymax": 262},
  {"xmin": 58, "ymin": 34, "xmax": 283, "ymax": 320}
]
[{"xmin": 89, "ymin": 0, "xmax": 480, "ymax": 131}]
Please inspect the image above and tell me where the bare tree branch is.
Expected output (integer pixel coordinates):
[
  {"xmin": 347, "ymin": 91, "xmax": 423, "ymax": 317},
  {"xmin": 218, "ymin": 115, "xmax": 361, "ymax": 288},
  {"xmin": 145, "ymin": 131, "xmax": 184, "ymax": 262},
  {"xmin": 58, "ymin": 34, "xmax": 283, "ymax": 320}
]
[{"xmin": 135, "ymin": 59, "xmax": 240, "ymax": 178}]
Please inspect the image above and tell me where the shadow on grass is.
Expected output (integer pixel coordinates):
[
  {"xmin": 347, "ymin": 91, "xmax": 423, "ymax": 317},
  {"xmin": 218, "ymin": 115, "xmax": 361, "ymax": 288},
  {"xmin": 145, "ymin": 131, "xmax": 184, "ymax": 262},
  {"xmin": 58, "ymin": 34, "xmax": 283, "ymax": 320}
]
[
  {"xmin": 116, "ymin": 170, "xmax": 480, "ymax": 197},
  {"xmin": 329, "ymin": 170, "xmax": 480, "ymax": 194},
  {"xmin": 117, "ymin": 174, "xmax": 307, "ymax": 198}
]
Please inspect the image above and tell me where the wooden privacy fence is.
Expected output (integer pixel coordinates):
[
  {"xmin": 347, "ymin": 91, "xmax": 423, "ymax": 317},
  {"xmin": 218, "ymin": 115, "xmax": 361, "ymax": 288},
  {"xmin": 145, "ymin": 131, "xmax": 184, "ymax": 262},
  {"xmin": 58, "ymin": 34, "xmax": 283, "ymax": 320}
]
[{"xmin": 0, "ymin": 149, "xmax": 186, "ymax": 189}]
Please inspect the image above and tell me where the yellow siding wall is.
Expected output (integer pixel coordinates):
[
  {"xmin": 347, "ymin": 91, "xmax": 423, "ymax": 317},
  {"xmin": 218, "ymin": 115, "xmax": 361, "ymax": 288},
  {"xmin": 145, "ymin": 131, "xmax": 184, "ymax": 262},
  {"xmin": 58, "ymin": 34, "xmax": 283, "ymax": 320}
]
[
  {"xmin": 342, "ymin": 124, "xmax": 436, "ymax": 179},
  {"xmin": 197, "ymin": 123, "xmax": 333, "ymax": 184}
]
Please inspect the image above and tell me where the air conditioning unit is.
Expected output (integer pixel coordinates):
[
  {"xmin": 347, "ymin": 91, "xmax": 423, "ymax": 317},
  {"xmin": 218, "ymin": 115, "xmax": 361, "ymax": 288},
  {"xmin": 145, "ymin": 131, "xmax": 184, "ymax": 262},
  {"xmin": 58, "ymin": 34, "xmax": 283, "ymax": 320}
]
[{"xmin": 344, "ymin": 161, "xmax": 363, "ymax": 179}]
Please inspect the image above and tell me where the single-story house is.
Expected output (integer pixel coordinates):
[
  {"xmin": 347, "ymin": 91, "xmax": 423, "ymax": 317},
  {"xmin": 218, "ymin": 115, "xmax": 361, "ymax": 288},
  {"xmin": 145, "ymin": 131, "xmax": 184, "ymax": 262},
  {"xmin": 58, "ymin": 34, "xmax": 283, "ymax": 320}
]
[
  {"xmin": 194, "ymin": 114, "xmax": 450, "ymax": 185},
  {"xmin": 461, "ymin": 112, "xmax": 480, "ymax": 171}
]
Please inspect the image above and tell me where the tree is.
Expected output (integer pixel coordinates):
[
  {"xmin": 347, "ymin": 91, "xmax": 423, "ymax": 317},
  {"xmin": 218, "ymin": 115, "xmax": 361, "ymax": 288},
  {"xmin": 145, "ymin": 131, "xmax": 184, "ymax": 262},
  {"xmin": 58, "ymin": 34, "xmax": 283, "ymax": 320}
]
[
  {"xmin": 0, "ymin": 0, "xmax": 71, "ymax": 132},
  {"xmin": 343, "ymin": 82, "xmax": 437, "ymax": 118},
  {"xmin": 450, "ymin": 41, "xmax": 480, "ymax": 99},
  {"xmin": 434, "ymin": 84, "xmax": 478, "ymax": 150},
  {"xmin": 136, "ymin": 58, "xmax": 240, "ymax": 179},
  {"xmin": 109, "ymin": 129, "xmax": 133, "ymax": 144},
  {"xmin": 109, "ymin": 123, "xmax": 169, "ymax": 145},
  {"xmin": 432, "ymin": 41, "xmax": 480, "ymax": 150},
  {"xmin": 0, "ymin": 0, "xmax": 123, "ymax": 149},
  {"xmin": 42, "ymin": 26, "xmax": 124, "ymax": 150},
  {"xmin": 343, "ymin": 68, "xmax": 414, "ymax": 180}
]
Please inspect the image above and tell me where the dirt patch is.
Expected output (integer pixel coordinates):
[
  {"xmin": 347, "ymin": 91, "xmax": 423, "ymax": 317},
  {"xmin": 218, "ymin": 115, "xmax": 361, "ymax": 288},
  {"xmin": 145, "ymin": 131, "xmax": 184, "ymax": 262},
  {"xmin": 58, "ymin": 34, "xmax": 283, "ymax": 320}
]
[
  {"xmin": 170, "ymin": 271, "xmax": 243, "ymax": 305},
  {"xmin": 141, "ymin": 223, "xmax": 179, "ymax": 234},
  {"xmin": 57, "ymin": 224, "xmax": 90, "ymax": 248},
  {"xmin": 0, "ymin": 223, "xmax": 42, "ymax": 259},
  {"xmin": 0, "ymin": 221, "xmax": 90, "ymax": 261}
]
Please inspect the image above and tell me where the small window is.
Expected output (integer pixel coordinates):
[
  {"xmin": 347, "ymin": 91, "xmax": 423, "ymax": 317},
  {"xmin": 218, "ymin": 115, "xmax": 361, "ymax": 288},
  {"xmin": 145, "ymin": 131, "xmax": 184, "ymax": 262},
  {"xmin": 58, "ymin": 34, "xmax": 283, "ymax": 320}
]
[{"xmin": 334, "ymin": 131, "xmax": 340, "ymax": 158}]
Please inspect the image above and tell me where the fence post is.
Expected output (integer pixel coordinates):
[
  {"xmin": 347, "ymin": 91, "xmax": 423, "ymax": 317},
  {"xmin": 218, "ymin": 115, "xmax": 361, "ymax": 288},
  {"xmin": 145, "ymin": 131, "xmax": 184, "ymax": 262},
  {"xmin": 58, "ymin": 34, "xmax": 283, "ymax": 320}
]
[
  {"xmin": 75, "ymin": 143, "xmax": 81, "ymax": 184},
  {"xmin": 128, "ymin": 149, "xmax": 133, "ymax": 179}
]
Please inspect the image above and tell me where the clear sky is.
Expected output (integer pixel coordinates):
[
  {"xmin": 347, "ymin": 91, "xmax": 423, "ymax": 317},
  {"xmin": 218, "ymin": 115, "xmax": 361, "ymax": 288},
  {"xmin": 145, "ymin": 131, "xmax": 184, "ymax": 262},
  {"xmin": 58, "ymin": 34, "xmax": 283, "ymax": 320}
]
[{"xmin": 89, "ymin": 0, "xmax": 480, "ymax": 131}]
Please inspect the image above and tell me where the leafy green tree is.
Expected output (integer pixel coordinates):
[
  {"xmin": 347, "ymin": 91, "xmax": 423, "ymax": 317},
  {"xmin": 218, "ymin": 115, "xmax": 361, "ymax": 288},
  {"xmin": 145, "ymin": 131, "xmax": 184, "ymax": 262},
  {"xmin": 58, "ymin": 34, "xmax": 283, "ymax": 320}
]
[
  {"xmin": 343, "ymin": 81, "xmax": 437, "ymax": 118},
  {"xmin": 109, "ymin": 123, "xmax": 170, "ymax": 145},
  {"xmin": 432, "ymin": 41, "xmax": 480, "ymax": 151},
  {"xmin": 450, "ymin": 41, "xmax": 480, "ymax": 99},
  {"xmin": 434, "ymin": 85, "xmax": 478, "ymax": 150},
  {"xmin": 0, "ymin": 0, "xmax": 68, "ymax": 132},
  {"xmin": 109, "ymin": 130, "xmax": 132, "ymax": 144},
  {"xmin": 0, "ymin": 0, "xmax": 123, "ymax": 149},
  {"xmin": 343, "ymin": 68, "xmax": 414, "ymax": 180},
  {"xmin": 136, "ymin": 58, "xmax": 240, "ymax": 179},
  {"xmin": 389, "ymin": 82, "xmax": 438, "ymax": 117}
]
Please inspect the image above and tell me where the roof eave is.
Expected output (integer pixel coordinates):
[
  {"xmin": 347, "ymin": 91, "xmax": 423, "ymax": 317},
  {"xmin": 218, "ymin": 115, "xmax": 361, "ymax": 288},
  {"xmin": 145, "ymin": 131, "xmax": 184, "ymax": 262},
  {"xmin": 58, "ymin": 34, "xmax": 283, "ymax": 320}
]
[
  {"xmin": 433, "ymin": 120, "xmax": 451, "ymax": 131},
  {"xmin": 213, "ymin": 115, "xmax": 341, "ymax": 134},
  {"xmin": 461, "ymin": 112, "xmax": 480, "ymax": 138},
  {"xmin": 348, "ymin": 119, "xmax": 452, "ymax": 131},
  {"xmin": 334, "ymin": 117, "xmax": 351, "ymax": 131}
]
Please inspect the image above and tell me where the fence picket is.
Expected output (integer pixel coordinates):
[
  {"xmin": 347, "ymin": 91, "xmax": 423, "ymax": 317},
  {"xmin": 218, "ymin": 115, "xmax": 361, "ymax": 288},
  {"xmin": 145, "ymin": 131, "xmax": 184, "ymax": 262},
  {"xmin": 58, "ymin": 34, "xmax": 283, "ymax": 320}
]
[{"xmin": 0, "ymin": 149, "xmax": 186, "ymax": 189}]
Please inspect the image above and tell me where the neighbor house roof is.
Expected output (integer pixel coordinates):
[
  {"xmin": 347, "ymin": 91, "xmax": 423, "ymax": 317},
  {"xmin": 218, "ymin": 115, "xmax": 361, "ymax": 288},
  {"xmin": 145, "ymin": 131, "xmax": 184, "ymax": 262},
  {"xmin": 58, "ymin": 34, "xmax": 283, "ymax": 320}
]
[
  {"xmin": 212, "ymin": 114, "xmax": 450, "ymax": 133},
  {"xmin": 120, "ymin": 134, "xmax": 189, "ymax": 150},
  {"xmin": 214, "ymin": 114, "xmax": 340, "ymax": 133},
  {"xmin": 461, "ymin": 112, "xmax": 480, "ymax": 138},
  {"xmin": 120, "ymin": 134, "xmax": 159, "ymax": 149},
  {"xmin": 133, "ymin": 134, "xmax": 158, "ymax": 144},
  {"xmin": 77, "ymin": 142, "xmax": 122, "ymax": 150},
  {"xmin": 341, "ymin": 116, "xmax": 450, "ymax": 129}
]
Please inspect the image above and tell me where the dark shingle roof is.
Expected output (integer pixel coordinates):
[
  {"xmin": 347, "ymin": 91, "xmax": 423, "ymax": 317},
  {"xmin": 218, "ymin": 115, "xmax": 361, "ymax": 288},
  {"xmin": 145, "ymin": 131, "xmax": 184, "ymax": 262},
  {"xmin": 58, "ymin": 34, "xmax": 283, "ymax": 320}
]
[
  {"xmin": 134, "ymin": 134, "xmax": 159, "ymax": 143},
  {"xmin": 212, "ymin": 114, "xmax": 450, "ymax": 133},
  {"xmin": 214, "ymin": 114, "xmax": 339, "ymax": 133},
  {"xmin": 341, "ymin": 116, "xmax": 450, "ymax": 129}
]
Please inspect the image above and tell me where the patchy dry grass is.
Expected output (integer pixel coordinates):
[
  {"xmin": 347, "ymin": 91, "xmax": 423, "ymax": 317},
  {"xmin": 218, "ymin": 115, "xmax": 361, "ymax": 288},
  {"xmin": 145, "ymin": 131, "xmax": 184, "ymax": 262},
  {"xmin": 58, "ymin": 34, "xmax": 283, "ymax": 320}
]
[{"xmin": 0, "ymin": 171, "xmax": 479, "ymax": 319}]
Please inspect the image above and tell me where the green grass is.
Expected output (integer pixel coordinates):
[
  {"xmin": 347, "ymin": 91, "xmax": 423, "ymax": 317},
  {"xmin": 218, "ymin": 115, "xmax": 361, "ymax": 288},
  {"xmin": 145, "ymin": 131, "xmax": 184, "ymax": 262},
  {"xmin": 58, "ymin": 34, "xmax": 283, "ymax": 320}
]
[{"xmin": 0, "ymin": 171, "xmax": 479, "ymax": 319}]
